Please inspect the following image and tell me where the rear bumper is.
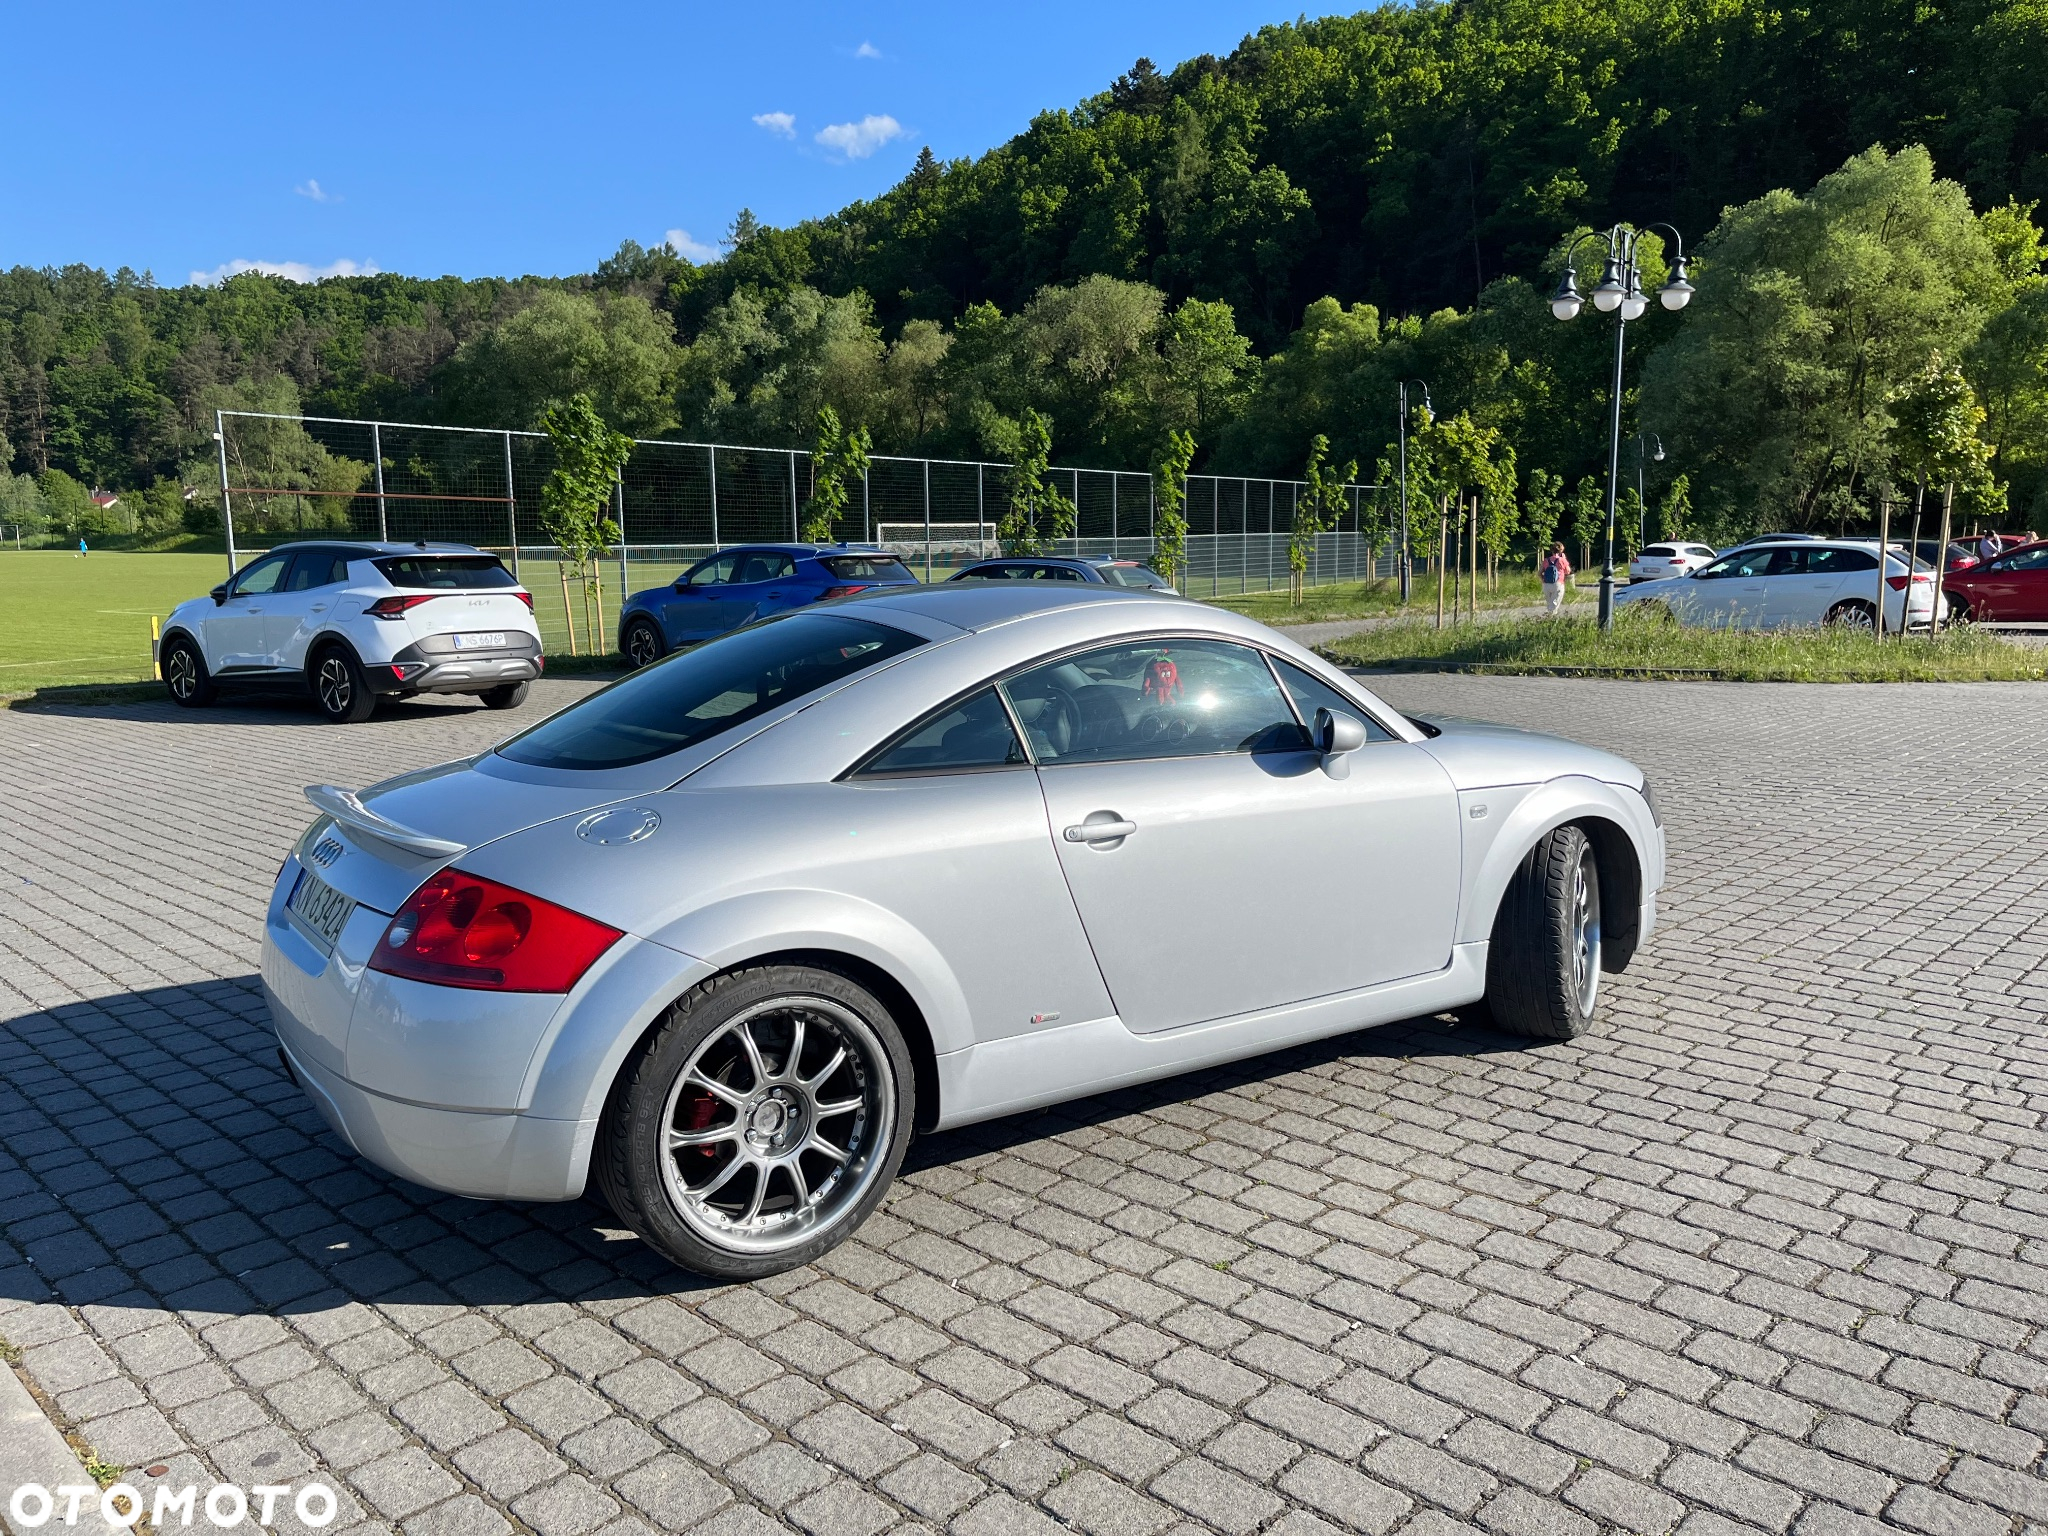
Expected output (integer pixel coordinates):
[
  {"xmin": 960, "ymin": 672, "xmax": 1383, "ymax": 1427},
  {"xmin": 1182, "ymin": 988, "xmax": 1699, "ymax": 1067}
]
[
  {"xmin": 376, "ymin": 633, "xmax": 544, "ymax": 695},
  {"xmin": 278, "ymin": 1037, "xmax": 594, "ymax": 1201}
]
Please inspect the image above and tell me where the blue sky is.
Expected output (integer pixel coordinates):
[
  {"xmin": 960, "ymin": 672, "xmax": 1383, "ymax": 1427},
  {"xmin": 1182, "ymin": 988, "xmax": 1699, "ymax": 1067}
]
[{"xmin": 4, "ymin": 1, "xmax": 1307, "ymax": 288}]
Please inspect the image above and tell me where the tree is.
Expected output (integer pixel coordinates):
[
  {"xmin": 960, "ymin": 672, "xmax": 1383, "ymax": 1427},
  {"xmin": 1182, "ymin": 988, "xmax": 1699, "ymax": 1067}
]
[
  {"xmin": 1889, "ymin": 354, "xmax": 2003, "ymax": 627},
  {"xmin": 1640, "ymin": 145, "xmax": 2003, "ymax": 535},
  {"xmin": 1568, "ymin": 476, "xmax": 1606, "ymax": 571},
  {"xmin": 1292, "ymin": 434, "xmax": 1356, "ymax": 603},
  {"xmin": 801, "ymin": 406, "xmax": 871, "ymax": 543},
  {"xmin": 1656, "ymin": 474, "xmax": 1693, "ymax": 542},
  {"xmin": 1521, "ymin": 468, "xmax": 1564, "ymax": 570},
  {"xmin": 996, "ymin": 409, "xmax": 1076, "ymax": 555},
  {"xmin": 1151, "ymin": 428, "xmax": 1196, "ymax": 591},
  {"xmin": 0, "ymin": 473, "xmax": 48, "ymax": 540},
  {"xmin": 538, "ymin": 395, "xmax": 629, "ymax": 656},
  {"xmin": 448, "ymin": 290, "xmax": 679, "ymax": 437}
]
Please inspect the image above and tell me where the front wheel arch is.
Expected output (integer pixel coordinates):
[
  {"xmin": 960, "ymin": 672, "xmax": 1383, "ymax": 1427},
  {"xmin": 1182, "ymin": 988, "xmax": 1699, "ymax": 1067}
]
[
  {"xmin": 1576, "ymin": 817, "xmax": 1643, "ymax": 973},
  {"xmin": 1464, "ymin": 793, "xmax": 1648, "ymax": 974}
]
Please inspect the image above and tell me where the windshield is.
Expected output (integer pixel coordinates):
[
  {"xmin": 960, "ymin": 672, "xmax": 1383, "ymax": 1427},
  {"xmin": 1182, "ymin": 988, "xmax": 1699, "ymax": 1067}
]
[
  {"xmin": 498, "ymin": 613, "xmax": 924, "ymax": 770},
  {"xmin": 375, "ymin": 555, "xmax": 517, "ymax": 589},
  {"xmin": 1100, "ymin": 563, "xmax": 1171, "ymax": 589}
]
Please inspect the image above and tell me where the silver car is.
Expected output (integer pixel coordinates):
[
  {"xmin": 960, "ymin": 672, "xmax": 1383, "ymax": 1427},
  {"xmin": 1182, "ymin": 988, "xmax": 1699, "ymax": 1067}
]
[{"xmin": 264, "ymin": 585, "xmax": 1663, "ymax": 1278}]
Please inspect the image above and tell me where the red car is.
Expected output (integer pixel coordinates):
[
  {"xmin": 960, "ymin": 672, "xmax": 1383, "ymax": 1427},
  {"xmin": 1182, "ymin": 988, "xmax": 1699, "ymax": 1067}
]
[{"xmin": 1942, "ymin": 540, "xmax": 2048, "ymax": 626}]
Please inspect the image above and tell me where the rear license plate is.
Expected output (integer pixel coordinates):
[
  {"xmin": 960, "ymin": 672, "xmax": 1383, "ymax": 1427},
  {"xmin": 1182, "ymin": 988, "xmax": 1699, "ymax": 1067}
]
[
  {"xmin": 452, "ymin": 632, "xmax": 508, "ymax": 650},
  {"xmin": 287, "ymin": 868, "xmax": 354, "ymax": 951}
]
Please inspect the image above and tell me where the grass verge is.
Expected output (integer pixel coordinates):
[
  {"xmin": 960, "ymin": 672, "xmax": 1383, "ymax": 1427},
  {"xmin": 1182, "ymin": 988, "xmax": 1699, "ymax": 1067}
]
[
  {"xmin": 1322, "ymin": 610, "xmax": 2048, "ymax": 682},
  {"xmin": 1210, "ymin": 571, "xmax": 1544, "ymax": 627}
]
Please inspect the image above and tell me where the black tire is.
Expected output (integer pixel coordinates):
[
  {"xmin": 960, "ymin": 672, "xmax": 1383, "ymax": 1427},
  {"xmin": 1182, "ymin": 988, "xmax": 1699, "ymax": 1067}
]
[
  {"xmin": 594, "ymin": 964, "xmax": 914, "ymax": 1280},
  {"xmin": 310, "ymin": 646, "xmax": 376, "ymax": 724},
  {"xmin": 623, "ymin": 618, "xmax": 666, "ymax": 670},
  {"xmin": 1825, "ymin": 599, "xmax": 1876, "ymax": 631},
  {"xmin": 161, "ymin": 635, "xmax": 216, "ymax": 707},
  {"xmin": 1480, "ymin": 825, "xmax": 1602, "ymax": 1041},
  {"xmin": 1945, "ymin": 595, "xmax": 1974, "ymax": 628},
  {"xmin": 478, "ymin": 681, "xmax": 530, "ymax": 710}
]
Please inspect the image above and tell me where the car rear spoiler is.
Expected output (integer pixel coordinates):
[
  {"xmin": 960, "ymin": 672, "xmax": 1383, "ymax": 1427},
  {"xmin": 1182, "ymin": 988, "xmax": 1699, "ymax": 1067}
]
[{"xmin": 304, "ymin": 784, "xmax": 466, "ymax": 858}]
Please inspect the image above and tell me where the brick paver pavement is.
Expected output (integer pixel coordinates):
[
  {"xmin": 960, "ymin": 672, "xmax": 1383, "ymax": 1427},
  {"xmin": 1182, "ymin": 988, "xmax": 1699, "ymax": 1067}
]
[{"xmin": 2, "ymin": 677, "xmax": 2045, "ymax": 1536}]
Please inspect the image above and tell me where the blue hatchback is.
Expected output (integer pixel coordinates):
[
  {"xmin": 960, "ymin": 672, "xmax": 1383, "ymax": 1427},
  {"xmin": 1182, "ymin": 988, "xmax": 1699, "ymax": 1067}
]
[{"xmin": 617, "ymin": 545, "xmax": 920, "ymax": 666}]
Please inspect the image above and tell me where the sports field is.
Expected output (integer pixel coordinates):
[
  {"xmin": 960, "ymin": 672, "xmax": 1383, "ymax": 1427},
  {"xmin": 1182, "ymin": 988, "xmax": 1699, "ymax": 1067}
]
[{"xmin": 0, "ymin": 551, "xmax": 231, "ymax": 689}]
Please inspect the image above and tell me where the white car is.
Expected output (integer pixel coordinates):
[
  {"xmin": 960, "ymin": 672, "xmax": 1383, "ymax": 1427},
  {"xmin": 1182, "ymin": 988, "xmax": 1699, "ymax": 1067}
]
[
  {"xmin": 159, "ymin": 541, "xmax": 543, "ymax": 723},
  {"xmin": 1612, "ymin": 538, "xmax": 1944, "ymax": 630},
  {"xmin": 1628, "ymin": 542, "xmax": 1717, "ymax": 582}
]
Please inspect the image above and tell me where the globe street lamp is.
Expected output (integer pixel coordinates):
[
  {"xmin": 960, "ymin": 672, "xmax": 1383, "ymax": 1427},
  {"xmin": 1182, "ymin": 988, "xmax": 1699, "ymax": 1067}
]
[
  {"xmin": 1397, "ymin": 379, "xmax": 1431, "ymax": 602},
  {"xmin": 1631, "ymin": 431, "xmax": 1665, "ymax": 549},
  {"xmin": 1549, "ymin": 225, "xmax": 1694, "ymax": 627}
]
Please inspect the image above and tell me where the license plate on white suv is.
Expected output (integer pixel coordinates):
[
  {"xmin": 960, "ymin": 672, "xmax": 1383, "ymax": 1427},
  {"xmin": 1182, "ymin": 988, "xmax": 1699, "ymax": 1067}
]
[
  {"xmin": 287, "ymin": 868, "xmax": 354, "ymax": 951},
  {"xmin": 452, "ymin": 632, "xmax": 508, "ymax": 650}
]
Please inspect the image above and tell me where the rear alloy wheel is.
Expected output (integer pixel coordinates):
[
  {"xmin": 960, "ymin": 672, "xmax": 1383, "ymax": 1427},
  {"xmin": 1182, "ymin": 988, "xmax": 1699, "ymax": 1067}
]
[
  {"xmin": 623, "ymin": 618, "xmax": 666, "ymax": 669},
  {"xmin": 1479, "ymin": 825, "xmax": 1602, "ymax": 1041},
  {"xmin": 161, "ymin": 636, "xmax": 217, "ymax": 707},
  {"xmin": 478, "ymin": 681, "xmax": 530, "ymax": 710},
  {"xmin": 1825, "ymin": 599, "xmax": 1876, "ymax": 631},
  {"xmin": 312, "ymin": 648, "xmax": 377, "ymax": 724},
  {"xmin": 596, "ymin": 965, "xmax": 914, "ymax": 1279}
]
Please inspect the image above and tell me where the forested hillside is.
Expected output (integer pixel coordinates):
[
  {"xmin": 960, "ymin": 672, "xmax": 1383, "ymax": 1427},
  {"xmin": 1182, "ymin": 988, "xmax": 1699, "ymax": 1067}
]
[{"xmin": 4, "ymin": 0, "xmax": 2045, "ymax": 546}]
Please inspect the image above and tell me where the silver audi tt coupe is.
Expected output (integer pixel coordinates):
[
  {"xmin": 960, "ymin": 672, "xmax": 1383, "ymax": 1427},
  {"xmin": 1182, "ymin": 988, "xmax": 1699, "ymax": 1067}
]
[{"xmin": 264, "ymin": 584, "xmax": 1663, "ymax": 1277}]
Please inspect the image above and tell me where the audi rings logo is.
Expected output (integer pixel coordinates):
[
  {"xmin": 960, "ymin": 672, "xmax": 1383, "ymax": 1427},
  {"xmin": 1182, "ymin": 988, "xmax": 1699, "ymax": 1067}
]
[
  {"xmin": 8, "ymin": 1480, "xmax": 337, "ymax": 1529},
  {"xmin": 309, "ymin": 836, "xmax": 345, "ymax": 869}
]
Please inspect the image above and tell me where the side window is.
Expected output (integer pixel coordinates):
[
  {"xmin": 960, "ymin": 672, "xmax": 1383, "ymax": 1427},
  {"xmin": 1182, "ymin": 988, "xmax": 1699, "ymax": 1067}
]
[
  {"xmin": 285, "ymin": 551, "xmax": 349, "ymax": 590},
  {"xmin": 856, "ymin": 689, "xmax": 1027, "ymax": 776},
  {"xmin": 1038, "ymin": 566, "xmax": 1086, "ymax": 582},
  {"xmin": 1761, "ymin": 548, "xmax": 1806, "ymax": 576},
  {"xmin": 734, "ymin": 552, "xmax": 795, "ymax": 584},
  {"xmin": 1271, "ymin": 657, "xmax": 1395, "ymax": 743},
  {"xmin": 1002, "ymin": 639, "xmax": 1300, "ymax": 765},
  {"xmin": 2002, "ymin": 547, "xmax": 2048, "ymax": 571},
  {"xmin": 686, "ymin": 553, "xmax": 742, "ymax": 587},
  {"xmin": 230, "ymin": 554, "xmax": 287, "ymax": 596},
  {"xmin": 1813, "ymin": 547, "xmax": 1877, "ymax": 574}
]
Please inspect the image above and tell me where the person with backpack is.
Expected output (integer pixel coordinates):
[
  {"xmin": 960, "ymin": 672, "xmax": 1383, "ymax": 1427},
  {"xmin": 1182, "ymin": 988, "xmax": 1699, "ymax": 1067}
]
[{"xmin": 1541, "ymin": 542, "xmax": 1572, "ymax": 614}]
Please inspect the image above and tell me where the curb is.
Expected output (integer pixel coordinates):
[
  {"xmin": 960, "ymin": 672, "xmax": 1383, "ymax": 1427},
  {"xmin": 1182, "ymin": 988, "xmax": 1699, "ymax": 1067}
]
[{"xmin": 0, "ymin": 1360, "xmax": 117, "ymax": 1536}]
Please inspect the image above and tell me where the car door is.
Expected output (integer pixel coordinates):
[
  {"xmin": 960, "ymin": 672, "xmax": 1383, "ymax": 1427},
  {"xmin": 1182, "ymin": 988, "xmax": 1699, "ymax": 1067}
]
[
  {"xmin": 1770, "ymin": 546, "xmax": 1852, "ymax": 625},
  {"xmin": 663, "ymin": 551, "xmax": 743, "ymax": 639},
  {"xmin": 209, "ymin": 552, "xmax": 289, "ymax": 670},
  {"xmin": 266, "ymin": 548, "xmax": 349, "ymax": 667},
  {"xmin": 732, "ymin": 551, "xmax": 801, "ymax": 621},
  {"xmin": 1013, "ymin": 637, "xmax": 1462, "ymax": 1034},
  {"xmin": 1677, "ymin": 547, "xmax": 1771, "ymax": 625},
  {"xmin": 1971, "ymin": 545, "xmax": 2048, "ymax": 621}
]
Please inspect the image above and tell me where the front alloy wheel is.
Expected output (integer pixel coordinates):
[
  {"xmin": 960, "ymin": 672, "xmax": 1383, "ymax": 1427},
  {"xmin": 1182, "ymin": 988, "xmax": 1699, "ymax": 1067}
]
[
  {"xmin": 1480, "ymin": 824, "xmax": 1602, "ymax": 1041},
  {"xmin": 596, "ymin": 965, "xmax": 914, "ymax": 1278},
  {"xmin": 624, "ymin": 618, "xmax": 665, "ymax": 669}
]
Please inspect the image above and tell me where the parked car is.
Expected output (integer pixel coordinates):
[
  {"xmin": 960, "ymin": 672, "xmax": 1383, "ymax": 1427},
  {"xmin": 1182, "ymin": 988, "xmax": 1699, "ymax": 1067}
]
[
  {"xmin": 158, "ymin": 541, "xmax": 541, "ymax": 724},
  {"xmin": 948, "ymin": 556, "xmax": 1178, "ymax": 592},
  {"xmin": 265, "ymin": 583, "xmax": 1661, "ymax": 1278},
  {"xmin": 1880, "ymin": 538, "xmax": 1979, "ymax": 574},
  {"xmin": 1941, "ymin": 539, "xmax": 2048, "ymax": 626},
  {"xmin": 1628, "ymin": 543, "xmax": 1718, "ymax": 582},
  {"xmin": 1611, "ymin": 538, "xmax": 1943, "ymax": 630},
  {"xmin": 617, "ymin": 545, "xmax": 919, "ymax": 667}
]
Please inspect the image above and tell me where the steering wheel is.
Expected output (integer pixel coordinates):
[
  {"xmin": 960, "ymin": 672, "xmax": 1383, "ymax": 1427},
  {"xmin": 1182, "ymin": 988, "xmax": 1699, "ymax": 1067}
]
[{"xmin": 1032, "ymin": 687, "xmax": 1082, "ymax": 758}]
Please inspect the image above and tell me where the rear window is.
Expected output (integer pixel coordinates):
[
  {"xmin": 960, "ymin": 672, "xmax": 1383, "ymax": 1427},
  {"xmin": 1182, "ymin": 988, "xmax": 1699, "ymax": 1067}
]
[
  {"xmin": 1100, "ymin": 563, "xmax": 1171, "ymax": 589},
  {"xmin": 1640, "ymin": 545, "xmax": 1677, "ymax": 558},
  {"xmin": 821, "ymin": 555, "xmax": 915, "ymax": 582},
  {"xmin": 375, "ymin": 555, "xmax": 517, "ymax": 590},
  {"xmin": 497, "ymin": 613, "xmax": 923, "ymax": 770}
]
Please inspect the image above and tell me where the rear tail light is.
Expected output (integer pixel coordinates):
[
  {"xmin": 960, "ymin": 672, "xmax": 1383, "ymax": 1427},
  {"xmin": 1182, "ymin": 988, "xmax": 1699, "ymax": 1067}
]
[
  {"xmin": 369, "ymin": 870, "xmax": 622, "ymax": 992},
  {"xmin": 368, "ymin": 594, "xmax": 439, "ymax": 618},
  {"xmin": 1885, "ymin": 575, "xmax": 1933, "ymax": 590},
  {"xmin": 514, "ymin": 591, "xmax": 535, "ymax": 610},
  {"xmin": 821, "ymin": 584, "xmax": 871, "ymax": 599}
]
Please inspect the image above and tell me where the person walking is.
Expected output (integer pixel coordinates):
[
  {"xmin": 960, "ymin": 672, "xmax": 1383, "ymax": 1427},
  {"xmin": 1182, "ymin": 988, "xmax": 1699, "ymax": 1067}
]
[
  {"xmin": 1541, "ymin": 542, "xmax": 1571, "ymax": 615},
  {"xmin": 76, "ymin": 535, "xmax": 87, "ymax": 558}
]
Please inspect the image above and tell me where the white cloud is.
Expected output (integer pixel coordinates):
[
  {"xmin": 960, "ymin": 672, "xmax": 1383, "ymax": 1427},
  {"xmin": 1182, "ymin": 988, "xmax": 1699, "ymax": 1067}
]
[
  {"xmin": 187, "ymin": 258, "xmax": 379, "ymax": 287},
  {"xmin": 752, "ymin": 111, "xmax": 797, "ymax": 138},
  {"xmin": 854, "ymin": 41, "xmax": 882, "ymax": 58},
  {"xmin": 293, "ymin": 179, "xmax": 340, "ymax": 203},
  {"xmin": 815, "ymin": 114, "xmax": 906, "ymax": 161},
  {"xmin": 663, "ymin": 229, "xmax": 719, "ymax": 263}
]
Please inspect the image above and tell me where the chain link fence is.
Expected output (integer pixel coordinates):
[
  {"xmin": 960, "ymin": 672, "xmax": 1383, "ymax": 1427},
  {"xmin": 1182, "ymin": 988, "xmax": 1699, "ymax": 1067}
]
[{"xmin": 216, "ymin": 412, "xmax": 1396, "ymax": 652}]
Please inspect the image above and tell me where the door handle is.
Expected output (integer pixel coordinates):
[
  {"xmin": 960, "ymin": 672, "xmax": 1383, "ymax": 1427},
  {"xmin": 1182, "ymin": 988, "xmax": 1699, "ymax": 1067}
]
[{"xmin": 1064, "ymin": 816, "xmax": 1137, "ymax": 844}]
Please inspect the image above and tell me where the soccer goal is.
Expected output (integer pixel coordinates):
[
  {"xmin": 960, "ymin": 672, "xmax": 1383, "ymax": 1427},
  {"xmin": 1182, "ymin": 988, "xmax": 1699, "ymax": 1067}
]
[{"xmin": 875, "ymin": 522, "xmax": 1001, "ymax": 558}]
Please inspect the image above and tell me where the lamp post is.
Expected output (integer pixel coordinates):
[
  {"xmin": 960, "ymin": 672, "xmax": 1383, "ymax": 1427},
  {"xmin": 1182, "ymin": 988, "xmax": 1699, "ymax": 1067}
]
[
  {"xmin": 1630, "ymin": 431, "xmax": 1665, "ymax": 549},
  {"xmin": 1549, "ymin": 224, "xmax": 1694, "ymax": 628},
  {"xmin": 1396, "ymin": 379, "xmax": 1431, "ymax": 602}
]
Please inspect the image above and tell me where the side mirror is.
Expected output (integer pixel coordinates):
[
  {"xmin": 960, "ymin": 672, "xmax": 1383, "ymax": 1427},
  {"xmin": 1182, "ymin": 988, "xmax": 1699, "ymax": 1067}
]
[
  {"xmin": 210, "ymin": 584, "xmax": 229, "ymax": 605},
  {"xmin": 1314, "ymin": 707, "xmax": 1367, "ymax": 778}
]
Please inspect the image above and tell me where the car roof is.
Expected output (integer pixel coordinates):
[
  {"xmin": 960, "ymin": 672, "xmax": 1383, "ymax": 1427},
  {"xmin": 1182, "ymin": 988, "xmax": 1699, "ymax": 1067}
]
[
  {"xmin": 260, "ymin": 540, "xmax": 494, "ymax": 558},
  {"xmin": 707, "ymin": 543, "xmax": 893, "ymax": 557},
  {"xmin": 850, "ymin": 580, "xmax": 1191, "ymax": 634}
]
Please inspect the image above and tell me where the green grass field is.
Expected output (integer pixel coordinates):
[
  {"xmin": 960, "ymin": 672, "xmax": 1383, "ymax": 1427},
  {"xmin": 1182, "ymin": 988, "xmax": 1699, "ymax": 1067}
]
[
  {"xmin": 1323, "ymin": 609, "xmax": 2048, "ymax": 682},
  {"xmin": 0, "ymin": 551, "xmax": 232, "ymax": 689},
  {"xmin": 1211, "ymin": 570, "xmax": 1545, "ymax": 627}
]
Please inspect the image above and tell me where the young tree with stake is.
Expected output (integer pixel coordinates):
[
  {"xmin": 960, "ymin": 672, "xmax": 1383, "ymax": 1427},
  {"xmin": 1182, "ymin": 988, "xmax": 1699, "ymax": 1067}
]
[{"xmin": 539, "ymin": 395, "xmax": 629, "ymax": 656}]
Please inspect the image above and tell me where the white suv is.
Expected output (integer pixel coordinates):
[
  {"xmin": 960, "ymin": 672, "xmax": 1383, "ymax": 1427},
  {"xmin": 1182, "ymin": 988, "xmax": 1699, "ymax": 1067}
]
[{"xmin": 159, "ymin": 541, "xmax": 544, "ymax": 723}]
